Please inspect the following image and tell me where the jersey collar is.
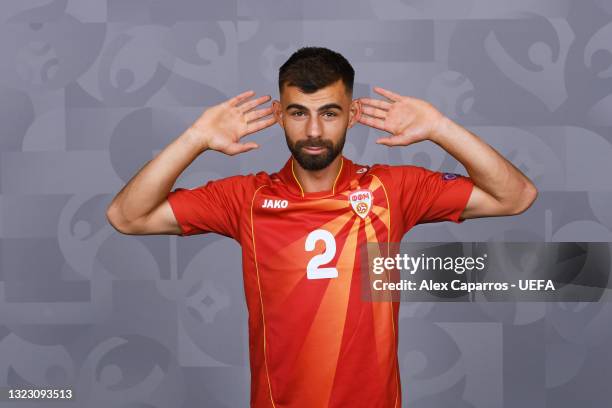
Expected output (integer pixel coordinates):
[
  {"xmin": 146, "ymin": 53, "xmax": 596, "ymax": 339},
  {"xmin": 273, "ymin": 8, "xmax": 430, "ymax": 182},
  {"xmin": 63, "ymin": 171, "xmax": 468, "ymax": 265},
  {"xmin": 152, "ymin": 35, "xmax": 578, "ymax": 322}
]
[{"xmin": 277, "ymin": 155, "xmax": 353, "ymax": 198}]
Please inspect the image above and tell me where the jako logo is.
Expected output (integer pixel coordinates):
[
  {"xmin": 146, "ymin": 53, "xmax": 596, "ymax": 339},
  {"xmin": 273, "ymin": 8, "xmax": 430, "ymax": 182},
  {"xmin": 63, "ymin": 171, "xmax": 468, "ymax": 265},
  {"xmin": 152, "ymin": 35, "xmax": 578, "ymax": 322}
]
[{"xmin": 262, "ymin": 199, "xmax": 288, "ymax": 209}]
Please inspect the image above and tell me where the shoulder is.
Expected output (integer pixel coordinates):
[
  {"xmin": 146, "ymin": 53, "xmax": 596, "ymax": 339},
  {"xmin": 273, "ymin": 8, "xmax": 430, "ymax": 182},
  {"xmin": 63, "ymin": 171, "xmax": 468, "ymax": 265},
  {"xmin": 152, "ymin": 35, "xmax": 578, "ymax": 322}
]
[
  {"xmin": 360, "ymin": 162, "xmax": 421, "ymax": 182},
  {"xmin": 361, "ymin": 163, "xmax": 453, "ymax": 192},
  {"xmin": 182, "ymin": 171, "xmax": 273, "ymax": 202},
  {"xmin": 213, "ymin": 171, "xmax": 273, "ymax": 193},
  {"xmin": 220, "ymin": 171, "xmax": 271, "ymax": 185},
  {"xmin": 369, "ymin": 163, "xmax": 423, "ymax": 174},
  {"xmin": 368, "ymin": 163, "xmax": 445, "ymax": 180}
]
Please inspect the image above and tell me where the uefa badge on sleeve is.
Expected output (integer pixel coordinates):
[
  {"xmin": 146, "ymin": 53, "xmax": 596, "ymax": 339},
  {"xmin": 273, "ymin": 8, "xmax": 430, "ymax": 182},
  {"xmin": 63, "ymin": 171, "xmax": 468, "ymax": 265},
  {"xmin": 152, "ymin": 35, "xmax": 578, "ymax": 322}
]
[{"xmin": 349, "ymin": 189, "xmax": 372, "ymax": 219}]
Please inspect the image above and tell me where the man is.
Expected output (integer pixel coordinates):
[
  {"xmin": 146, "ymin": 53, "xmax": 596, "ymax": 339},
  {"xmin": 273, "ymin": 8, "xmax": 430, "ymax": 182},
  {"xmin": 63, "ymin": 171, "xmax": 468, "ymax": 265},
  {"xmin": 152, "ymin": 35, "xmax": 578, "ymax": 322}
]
[{"xmin": 106, "ymin": 47, "xmax": 537, "ymax": 407}]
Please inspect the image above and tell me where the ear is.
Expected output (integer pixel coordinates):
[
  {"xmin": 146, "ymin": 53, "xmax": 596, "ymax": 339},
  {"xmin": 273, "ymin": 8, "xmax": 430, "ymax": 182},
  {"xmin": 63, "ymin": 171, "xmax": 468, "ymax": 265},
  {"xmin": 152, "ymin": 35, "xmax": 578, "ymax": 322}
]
[
  {"xmin": 347, "ymin": 98, "xmax": 361, "ymax": 129},
  {"xmin": 272, "ymin": 100, "xmax": 284, "ymax": 130}
]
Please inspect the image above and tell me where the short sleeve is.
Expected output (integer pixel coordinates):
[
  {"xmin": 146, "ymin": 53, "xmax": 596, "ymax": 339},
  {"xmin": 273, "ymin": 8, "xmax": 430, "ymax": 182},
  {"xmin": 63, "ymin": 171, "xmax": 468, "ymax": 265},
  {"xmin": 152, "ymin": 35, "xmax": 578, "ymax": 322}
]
[
  {"xmin": 394, "ymin": 165, "xmax": 474, "ymax": 228},
  {"xmin": 166, "ymin": 175, "xmax": 249, "ymax": 239}
]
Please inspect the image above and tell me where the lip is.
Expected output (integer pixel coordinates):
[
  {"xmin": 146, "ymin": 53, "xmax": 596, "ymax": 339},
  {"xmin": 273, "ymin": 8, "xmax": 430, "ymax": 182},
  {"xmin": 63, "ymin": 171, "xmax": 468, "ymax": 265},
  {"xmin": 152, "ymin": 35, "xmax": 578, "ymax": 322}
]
[{"xmin": 302, "ymin": 146, "xmax": 325, "ymax": 154}]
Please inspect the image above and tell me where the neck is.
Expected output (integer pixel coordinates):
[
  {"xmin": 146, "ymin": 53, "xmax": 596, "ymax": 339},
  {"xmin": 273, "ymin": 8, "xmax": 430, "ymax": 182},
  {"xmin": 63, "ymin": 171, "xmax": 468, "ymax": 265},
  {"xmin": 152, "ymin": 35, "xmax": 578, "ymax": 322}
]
[{"xmin": 292, "ymin": 155, "xmax": 343, "ymax": 194}]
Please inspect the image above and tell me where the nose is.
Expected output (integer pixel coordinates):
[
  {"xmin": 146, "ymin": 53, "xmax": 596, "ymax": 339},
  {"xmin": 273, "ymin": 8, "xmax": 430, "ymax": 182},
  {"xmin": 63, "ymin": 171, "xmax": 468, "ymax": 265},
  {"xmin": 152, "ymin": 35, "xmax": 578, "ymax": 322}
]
[{"xmin": 306, "ymin": 115, "xmax": 322, "ymax": 138}]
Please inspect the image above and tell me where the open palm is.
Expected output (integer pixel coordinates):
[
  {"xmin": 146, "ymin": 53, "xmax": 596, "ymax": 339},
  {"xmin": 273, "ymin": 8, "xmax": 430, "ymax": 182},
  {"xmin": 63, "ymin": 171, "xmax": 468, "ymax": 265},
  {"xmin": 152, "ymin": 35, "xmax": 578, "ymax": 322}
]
[
  {"xmin": 191, "ymin": 90, "xmax": 276, "ymax": 155},
  {"xmin": 357, "ymin": 87, "xmax": 445, "ymax": 147}
]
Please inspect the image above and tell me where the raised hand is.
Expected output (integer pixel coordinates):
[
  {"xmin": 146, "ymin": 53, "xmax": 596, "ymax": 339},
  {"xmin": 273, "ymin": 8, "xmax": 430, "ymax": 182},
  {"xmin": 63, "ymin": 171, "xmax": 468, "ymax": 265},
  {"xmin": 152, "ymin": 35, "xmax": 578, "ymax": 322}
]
[
  {"xmin": 357, "ymin": 87, "xmax": 445, "ymax": 147},
  {"xmin": 189, "ymin": 90, "xmax": 276, "ymax": 155}
]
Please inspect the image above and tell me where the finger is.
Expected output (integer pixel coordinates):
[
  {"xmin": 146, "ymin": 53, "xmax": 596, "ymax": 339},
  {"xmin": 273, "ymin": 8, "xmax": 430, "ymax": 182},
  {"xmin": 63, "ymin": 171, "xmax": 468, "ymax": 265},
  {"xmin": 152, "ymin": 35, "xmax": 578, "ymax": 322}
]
[
  {"xmin": 361, "ymin": 105, "xmax": 387, "ymax": 120},
  {"xmin": 245, "ymin": 105, "xmax": 274, "ymax": 122},
  {"xmin": 357, "ymin": 114, "xmax": 386, "ymax": 131},
  {"xmin": 359, "ymin": 97, "xmax": 392, "ymax": 110},
  {"xmin": 239, "ymin": 95, "xmax": 271, "ymax": 113},
  {"xmin": 225, "ymin": 142, "xmax": 259, "ymax": 155},
  {"xmin": 245, "ymin": 116, "xmax": 277, "ymax": 135},
  {"xmin": 375, "ymin": 137, "xmax": 403, "ymax": 146},
  {"xmin": 376, "ymin": 136, "xmax": 417, "ymax": 147},
  {"xmin": 373, "ymin": 86, "xmax": 402, "ymax": 102},
  {"xmin": 226, "ymin": 90, "xmax": 255, "ymax": 107}
]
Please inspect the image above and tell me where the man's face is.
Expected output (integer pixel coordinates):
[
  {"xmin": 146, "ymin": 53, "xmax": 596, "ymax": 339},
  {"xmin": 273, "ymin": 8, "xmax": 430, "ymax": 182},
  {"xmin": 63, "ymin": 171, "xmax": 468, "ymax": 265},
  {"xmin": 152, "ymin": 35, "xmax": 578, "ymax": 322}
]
[{"xmin": 273, "ymin": 79, "xmax": 360, "ymax": 171}]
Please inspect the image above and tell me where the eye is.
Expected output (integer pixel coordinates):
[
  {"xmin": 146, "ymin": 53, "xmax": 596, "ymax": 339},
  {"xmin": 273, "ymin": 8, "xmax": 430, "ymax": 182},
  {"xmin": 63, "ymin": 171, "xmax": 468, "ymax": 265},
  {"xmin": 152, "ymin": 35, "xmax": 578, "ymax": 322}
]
[
  {"xmin": 323, "ymin": 111, "xmax": 337, "ymax": 117},
  {"xmin": 291, "ymin": 111, "xmax": 305, "ymax": 117}
]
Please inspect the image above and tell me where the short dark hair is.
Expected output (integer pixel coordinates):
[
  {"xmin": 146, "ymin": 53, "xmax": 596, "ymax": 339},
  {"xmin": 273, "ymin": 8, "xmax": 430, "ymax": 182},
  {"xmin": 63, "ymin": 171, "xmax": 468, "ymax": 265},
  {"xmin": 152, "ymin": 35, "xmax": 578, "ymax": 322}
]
[{"xmin": 278, "ymin": 47, "xmax": 354, "ymax": 95}]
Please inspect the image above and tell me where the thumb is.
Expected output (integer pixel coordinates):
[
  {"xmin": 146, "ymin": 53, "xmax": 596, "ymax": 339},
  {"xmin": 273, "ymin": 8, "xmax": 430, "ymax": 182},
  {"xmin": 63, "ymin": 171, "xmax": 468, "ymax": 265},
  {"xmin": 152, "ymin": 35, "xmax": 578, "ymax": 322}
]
[
  {"xmin": 376, "ymin": 137, "xmax": 404, "ymax": 146},
  {"xmin": 376, "ymin": 134, "xmax": 420, "ymax": 147},
  {"xmin": 225, "ymin": 142, "xmax": 259, "ymax": 156}
]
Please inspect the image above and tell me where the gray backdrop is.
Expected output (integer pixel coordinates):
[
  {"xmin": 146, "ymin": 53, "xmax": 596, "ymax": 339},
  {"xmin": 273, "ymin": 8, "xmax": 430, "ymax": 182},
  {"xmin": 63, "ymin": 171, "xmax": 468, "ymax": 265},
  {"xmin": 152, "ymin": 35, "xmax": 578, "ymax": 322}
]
[{"xmin": 1, "ymin": 0, "xmax": 612, "ymax": 407}]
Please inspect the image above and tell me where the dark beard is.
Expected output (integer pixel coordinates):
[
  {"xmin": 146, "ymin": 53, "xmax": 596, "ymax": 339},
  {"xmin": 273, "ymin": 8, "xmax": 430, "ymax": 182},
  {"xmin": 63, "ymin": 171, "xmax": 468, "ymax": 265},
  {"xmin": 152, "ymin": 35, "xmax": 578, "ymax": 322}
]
[{"xmin": 286, "ymin": 132, "xmax": 346, "ymax": 171}]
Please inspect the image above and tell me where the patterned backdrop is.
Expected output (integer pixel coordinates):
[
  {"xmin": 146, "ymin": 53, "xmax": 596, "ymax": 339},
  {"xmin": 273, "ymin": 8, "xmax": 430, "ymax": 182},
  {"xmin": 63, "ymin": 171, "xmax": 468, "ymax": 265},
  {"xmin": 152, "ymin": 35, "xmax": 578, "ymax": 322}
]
[{"xmin": 1, "ymin": 0, "xmax": 612, "ymax": 407}]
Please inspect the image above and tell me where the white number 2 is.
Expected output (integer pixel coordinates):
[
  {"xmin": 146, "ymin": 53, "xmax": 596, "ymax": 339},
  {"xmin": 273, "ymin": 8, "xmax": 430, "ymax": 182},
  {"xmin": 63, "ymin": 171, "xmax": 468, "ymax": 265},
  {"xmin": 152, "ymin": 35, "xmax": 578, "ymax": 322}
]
[{"xmin": 305, "ymin": 229, "xmax": 338, "ymax": 279}]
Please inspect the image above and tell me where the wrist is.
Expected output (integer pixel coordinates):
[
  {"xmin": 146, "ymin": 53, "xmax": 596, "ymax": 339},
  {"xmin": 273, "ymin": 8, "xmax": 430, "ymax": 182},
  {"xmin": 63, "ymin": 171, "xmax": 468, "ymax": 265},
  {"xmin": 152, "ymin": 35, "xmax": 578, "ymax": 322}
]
[
  {"xmin": 181, "ymin": 127, "xmax": 209, "ymax": 154},
  {"xmin": 429, "ymin": 115, "xmax": 453, "ymax": 145}
]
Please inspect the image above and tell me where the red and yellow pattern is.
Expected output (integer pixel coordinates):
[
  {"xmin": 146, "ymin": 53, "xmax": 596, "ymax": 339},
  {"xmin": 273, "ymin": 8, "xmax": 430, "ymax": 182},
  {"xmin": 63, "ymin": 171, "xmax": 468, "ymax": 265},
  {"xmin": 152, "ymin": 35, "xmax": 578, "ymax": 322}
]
[
  {"xmin": 249, "ymin": 161, "xmax": 400, "ymax": 408},
  {"xmin": 167, "ymin": 156, "xmax": 474, "ymax": 408}
]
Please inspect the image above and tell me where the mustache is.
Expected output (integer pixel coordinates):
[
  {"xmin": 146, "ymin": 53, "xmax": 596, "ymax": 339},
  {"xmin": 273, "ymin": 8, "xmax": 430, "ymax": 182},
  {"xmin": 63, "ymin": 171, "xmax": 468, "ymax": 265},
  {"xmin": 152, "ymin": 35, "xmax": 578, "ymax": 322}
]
[{"xmin": 295, "ymin": 139, "xmax": 333, "ymax": 149}]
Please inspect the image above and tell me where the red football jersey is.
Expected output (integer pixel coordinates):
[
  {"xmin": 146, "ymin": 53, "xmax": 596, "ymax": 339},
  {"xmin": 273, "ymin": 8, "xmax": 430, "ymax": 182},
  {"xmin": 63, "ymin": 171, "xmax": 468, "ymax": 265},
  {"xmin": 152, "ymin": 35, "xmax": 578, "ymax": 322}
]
[{"xmin": 167, "ymin": 156, "xmax": 473, "ymax": 408}]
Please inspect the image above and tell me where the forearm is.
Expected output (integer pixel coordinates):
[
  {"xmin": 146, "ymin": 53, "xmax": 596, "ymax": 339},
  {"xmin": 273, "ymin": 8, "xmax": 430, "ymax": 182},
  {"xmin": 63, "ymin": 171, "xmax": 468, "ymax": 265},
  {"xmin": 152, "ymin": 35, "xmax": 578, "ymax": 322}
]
[
  {"xmin": 107, "ymin": 127, "xmax": 207, "ymax": 225},
  {"xmin": 431, "ymin": 116, "xmax": 535, "ymax": 209}
]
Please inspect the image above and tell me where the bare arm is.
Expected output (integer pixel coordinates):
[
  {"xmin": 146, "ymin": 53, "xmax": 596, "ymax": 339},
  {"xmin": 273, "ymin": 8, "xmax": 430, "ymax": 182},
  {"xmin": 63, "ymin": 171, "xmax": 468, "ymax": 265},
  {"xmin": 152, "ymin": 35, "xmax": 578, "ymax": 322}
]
[
  {"xmin": 106, "ymin": 90, "xmax": 276, "ymax": 235},
  {"xmin": 358, "ymin": 86, "xmax": 537, "ymax": 219},
  {"xmin": 430, "ymin": 116, "xmax": 537, "ymax": 218},
  {"xmin": 105, "ymin": 129, "xmax": 204, "ymax": 235}
]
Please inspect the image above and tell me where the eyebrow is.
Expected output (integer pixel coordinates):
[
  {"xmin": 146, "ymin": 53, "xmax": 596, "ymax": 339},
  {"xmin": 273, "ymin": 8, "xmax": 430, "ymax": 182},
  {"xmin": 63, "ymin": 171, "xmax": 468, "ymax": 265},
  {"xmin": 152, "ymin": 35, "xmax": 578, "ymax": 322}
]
[{"xmin": 286, "ymin": 103, "xmax": 343, "ymax": 112}]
